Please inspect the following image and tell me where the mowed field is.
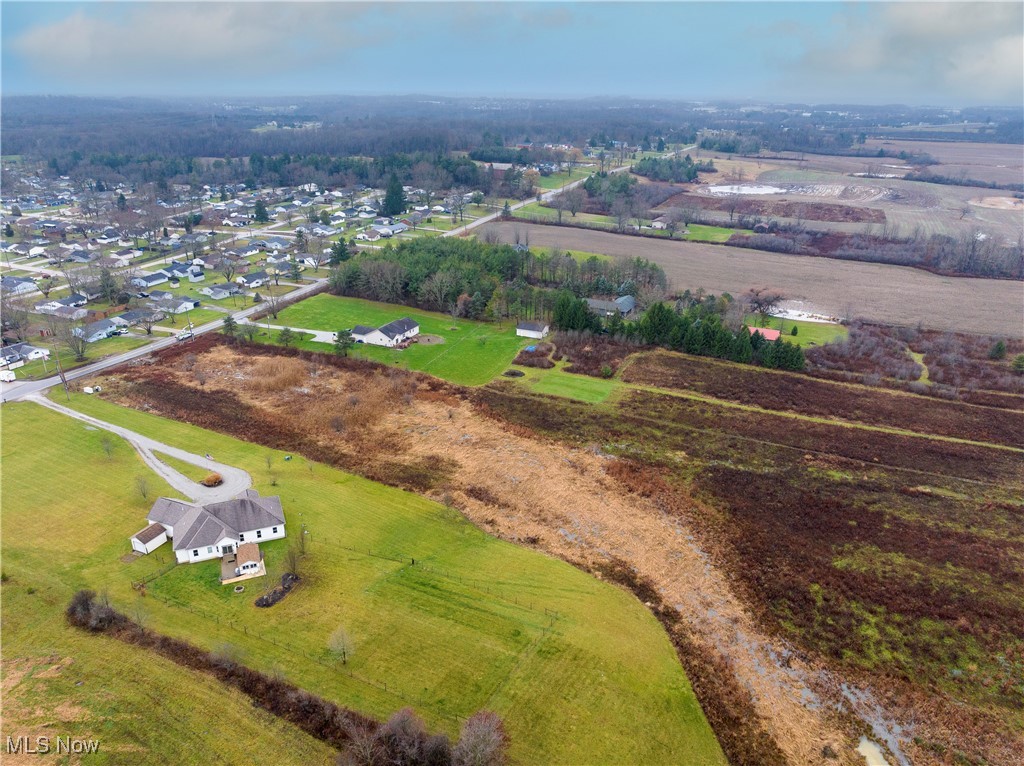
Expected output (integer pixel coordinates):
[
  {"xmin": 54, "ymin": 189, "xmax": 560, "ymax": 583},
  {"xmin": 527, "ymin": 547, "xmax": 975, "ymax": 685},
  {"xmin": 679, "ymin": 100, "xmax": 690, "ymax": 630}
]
[
  {"xmin": 1, "ymin": 398, "xmax": 725, "ymax": 765},
  {"xmin": 479, "ymin": 221, "xmax": 1024, "ymax": 337},
  {"xmin": 274, "ymin": 295, "xmax": 526, "ymax": 386}
]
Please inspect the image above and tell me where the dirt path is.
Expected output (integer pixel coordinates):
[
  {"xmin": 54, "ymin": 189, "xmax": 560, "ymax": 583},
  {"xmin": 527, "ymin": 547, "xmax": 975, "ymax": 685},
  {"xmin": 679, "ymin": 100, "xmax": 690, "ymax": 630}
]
[
  {"xmin": 479, "ymin": 221, "xmax": 1023, "ymax": 337},
  {"xmin": 29, "ymin": 394, "xmax": 251, "ymax": 504}
]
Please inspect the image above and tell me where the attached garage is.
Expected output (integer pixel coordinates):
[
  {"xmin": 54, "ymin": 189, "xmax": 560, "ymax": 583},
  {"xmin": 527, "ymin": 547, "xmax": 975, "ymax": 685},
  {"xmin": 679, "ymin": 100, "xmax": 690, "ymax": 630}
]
[{"xmin": 130, "ymin": 523, "xmax": 168, "ymax": 554}]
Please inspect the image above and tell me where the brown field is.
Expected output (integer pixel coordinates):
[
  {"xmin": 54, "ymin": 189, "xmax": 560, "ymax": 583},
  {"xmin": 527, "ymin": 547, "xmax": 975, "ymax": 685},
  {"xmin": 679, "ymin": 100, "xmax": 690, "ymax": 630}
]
[
  {"xmin": 862, "ymin": 139, "xmax": 1024, "ymax": 186},
  {"xmin": 91, "ymin": 338, "xmax": 1024, "ymax": 766},
  {"xmin": 479, "ymin": 221, "xmax": 1024, "ymax": 337}
]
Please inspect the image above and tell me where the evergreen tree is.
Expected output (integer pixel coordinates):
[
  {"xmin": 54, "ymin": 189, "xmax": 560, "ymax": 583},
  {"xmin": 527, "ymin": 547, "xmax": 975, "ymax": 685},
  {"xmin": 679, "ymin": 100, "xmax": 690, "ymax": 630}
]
[
  {"xmin": 117, "ymin": 192, "xmax": 127, "ymax": 210},
  {"xmin": 4, "ymin": 222, "xmax": 14, "ymax": 237},
  {"xmin": 221, "ymin": 315, "xmax": 238, "ymax": 339},
  {"xmin": 989, "ymin": 340, "xmax": 1006, "ymax": 360},
  {"xmin": 732, "ymin": 328, "xmax": 754, "ymax": 363},
  {"xmin": 639, "ymin": 302, "xmax": 676, "ymax": 346},
  {"xmin": 289, "ymin": 261, "xmax": 302, "ymax": 281},
  {"xmin": 330, "ymin": 240, "xmax": 349, "ymax": 265},
  {"xmin": 683, "ymin": 324, "xmax": 702, "ymax": 355},
  {"xmin": 253, "ymin": 200, "xmax": 270, "ymax": 223},
  {"xmin": 657, "ymin": 137, "xmax": 666, "ymax": 152},
  {"xmin": 381, "ymin": 173, "xmax": 406, "ymax": 217},
  {"xmin": 99, "ymin": 268, "xmax": 119, "ymax": 303},
  {"xmin": 277, "ymin": 327, "xmax": 296, "ymax": 347},
  {"xmin": 334, "ymin": 329, "xmax": 354, "ymax": 356}
]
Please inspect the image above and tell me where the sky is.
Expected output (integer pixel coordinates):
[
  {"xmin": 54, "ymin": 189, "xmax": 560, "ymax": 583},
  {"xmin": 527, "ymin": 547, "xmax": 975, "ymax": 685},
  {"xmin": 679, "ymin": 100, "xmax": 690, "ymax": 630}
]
[{"xmin": 2, "ymin": 1, "xmax": 1021, "ymax": 106}]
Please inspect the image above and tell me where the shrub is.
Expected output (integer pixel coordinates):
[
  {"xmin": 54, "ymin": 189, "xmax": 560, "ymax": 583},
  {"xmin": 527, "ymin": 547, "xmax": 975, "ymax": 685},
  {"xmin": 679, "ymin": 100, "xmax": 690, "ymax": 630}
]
[
  {"xmin": 988, "ymin": 340, "xmax": 1006, "ymax": 360},
  {"xmin": 201, "ymin": 472, "xmax": 223, "ymax": 487}
]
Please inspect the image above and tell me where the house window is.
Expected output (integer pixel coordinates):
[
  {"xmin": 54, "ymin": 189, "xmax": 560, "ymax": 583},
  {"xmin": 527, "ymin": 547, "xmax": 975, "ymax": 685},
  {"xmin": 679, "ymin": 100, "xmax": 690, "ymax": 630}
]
[
  {"xmin": 256, "ymin": 530, "xmax": 263, "ymax": 539},
  {"xmin": 238, "ymin": 533, "xmax": 244, "ymax": 541},
  {"xmin": 192, "ymin": 549, "xmax": 198, "ymax": 556},
  {"xmin": 272, "ymin": 527, "xmax": 278, "ymax": 534},
  {"xmin": 207, "ymin": 546, "xmax": 213, "ymax": 554}
]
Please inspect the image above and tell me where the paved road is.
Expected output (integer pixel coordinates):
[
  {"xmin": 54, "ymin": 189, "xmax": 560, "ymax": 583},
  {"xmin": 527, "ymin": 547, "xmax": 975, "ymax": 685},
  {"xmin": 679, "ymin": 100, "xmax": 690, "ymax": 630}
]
[
  {"xmin": 1, "ymin": 278, "xmax": 326, "ymax": 401},
  {"xmin": 238, "ymin": 317, "xmax": 335, "ymax": 344},
  {"xmin": 29, "ymin": 394, "xmax": 252, "ymax": 504}
]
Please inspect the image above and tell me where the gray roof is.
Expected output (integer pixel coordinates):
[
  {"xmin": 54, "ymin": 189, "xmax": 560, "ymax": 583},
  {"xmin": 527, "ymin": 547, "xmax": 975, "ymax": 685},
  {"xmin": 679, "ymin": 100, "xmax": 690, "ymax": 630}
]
[
  {"xmin": 378, "ymin": 317, "xmax": 418, "ymax": 339},
  {"xmin": 147, "ymin": 497, "xmax": 196, "ymax": 527},
  {"xmin": 517, "ymin": 321, "xmax": 548, "ymax": 332},
  {"xmin": 148, "ymin": 491, "xmax": 284, "ymax": 552},
  {"xmin": 351, "ymin": 324, "xmax": 376, "ymax": 336},
  {"xmin": 132, "ymin": 522, "xmax": 166, "ymax": 544}
]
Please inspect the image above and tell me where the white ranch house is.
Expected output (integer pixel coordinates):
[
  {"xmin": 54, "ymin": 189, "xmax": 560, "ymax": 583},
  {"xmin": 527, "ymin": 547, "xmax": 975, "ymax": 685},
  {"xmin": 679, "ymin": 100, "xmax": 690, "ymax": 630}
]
[
  {"xmin": 350, "ymin": 317, "xmax": 419, "ymax": 348},
  {"xmin": 131, "ymin": 489, "xmax": 286, "ymax": 564}
]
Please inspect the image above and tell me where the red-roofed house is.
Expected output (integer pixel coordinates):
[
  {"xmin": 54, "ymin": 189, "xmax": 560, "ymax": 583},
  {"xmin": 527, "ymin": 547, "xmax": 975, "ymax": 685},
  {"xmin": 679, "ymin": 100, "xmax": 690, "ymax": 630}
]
[{"xmin": 748, "ymin": 327, "xmax": 782, "ymax": 342}]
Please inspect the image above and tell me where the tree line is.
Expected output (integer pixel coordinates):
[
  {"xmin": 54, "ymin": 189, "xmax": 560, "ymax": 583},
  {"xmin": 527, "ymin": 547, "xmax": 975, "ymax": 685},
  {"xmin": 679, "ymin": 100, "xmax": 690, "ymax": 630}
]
[
  {"xmin": 326, "ymin": 238, "xmax": 667, "ymax": 321},
  {"xmin": 551, "ymin": 291, "xmax": 805, "ymax": 371}
]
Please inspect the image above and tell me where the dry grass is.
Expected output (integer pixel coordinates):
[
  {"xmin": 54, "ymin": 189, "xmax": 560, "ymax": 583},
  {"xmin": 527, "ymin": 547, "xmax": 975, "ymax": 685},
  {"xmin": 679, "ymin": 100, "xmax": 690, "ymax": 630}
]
[
  {"xmin": 250, "ymin": 357, "xmax": 309, "ymax": 392},
  {"xmin": 103, "ymin": 345, "xmax": 869, "ymax": 765}
]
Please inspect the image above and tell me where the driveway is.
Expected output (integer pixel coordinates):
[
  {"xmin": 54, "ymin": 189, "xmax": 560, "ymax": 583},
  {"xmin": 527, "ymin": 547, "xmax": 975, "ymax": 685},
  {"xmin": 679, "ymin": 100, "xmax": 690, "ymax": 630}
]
[{"xmin": 28, "ymin": 394, "xmax": 252, "ymax": 505}]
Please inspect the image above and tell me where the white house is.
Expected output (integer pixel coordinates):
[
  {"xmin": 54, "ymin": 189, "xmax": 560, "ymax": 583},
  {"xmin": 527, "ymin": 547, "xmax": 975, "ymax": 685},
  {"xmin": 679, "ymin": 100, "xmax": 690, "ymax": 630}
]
[
  {"xmin": 76, "ymin": 319, "xmax": 118, "ymax": 343},
  {"xmin": 350, "ymin": 317, "xmax": 419, "ymax": 348},
  {"xmin": 1, "ymin": 276, "xmax": 38, "ymax": 296},
  {"xmin": 131, "ymin": 273, "xmax": 169, "ymax": 290},
  {"xmin": 516, "ymin": 321, "xmax": 550, "ymax": 340},
  {"xmin": 201, "ymin": 283, "xmax": 243, "ymax": 300},
  {"xmin": 139, "ymin": 489, "xmax": 286, "ymax": 564},
  {"xmin": 237, "ymin": 271, "xmax": 268, "ymax": 289}
]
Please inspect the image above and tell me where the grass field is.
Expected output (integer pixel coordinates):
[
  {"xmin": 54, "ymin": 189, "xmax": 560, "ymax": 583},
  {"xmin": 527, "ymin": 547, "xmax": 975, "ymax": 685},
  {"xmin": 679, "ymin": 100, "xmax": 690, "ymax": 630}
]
[
  {"xmin": 684, "ymin": 224, "xmax": 751, "ymax": 243},
  {"xmin": 513, "ymin": 363, "xmax": 620, "ymax": 403},
  {"xmin": 1, "ymin": 398, "xmax": 725, "ymax": 765},
  {"xmin": 0, "ymin": 406, "xmax": 339, "ymax": 766},
  {"xmin": 274, "ymin": 295, "xmax": 527, "ymax": 386},
  {"xmin": 744, "ymin": 315, "xmax": 848, "ymax": 347}
]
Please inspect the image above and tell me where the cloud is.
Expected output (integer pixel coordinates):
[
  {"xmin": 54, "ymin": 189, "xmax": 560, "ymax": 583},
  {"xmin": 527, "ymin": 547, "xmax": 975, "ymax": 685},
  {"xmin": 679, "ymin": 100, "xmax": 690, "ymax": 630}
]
[
  {"xmin": 9, "ymin": 3, "xmax": 381, "ymax": 86},
  {"xmin": 792, "ymin": 2, "xmax": 1023, "ymax": 104}
]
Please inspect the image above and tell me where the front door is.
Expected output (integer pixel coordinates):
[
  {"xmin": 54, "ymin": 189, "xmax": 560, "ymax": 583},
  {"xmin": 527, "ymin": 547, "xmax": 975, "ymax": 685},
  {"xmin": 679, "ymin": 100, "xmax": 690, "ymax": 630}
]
[{"xmin": 222, "ymin": 544, "xmax": 234, "ymax": 554}]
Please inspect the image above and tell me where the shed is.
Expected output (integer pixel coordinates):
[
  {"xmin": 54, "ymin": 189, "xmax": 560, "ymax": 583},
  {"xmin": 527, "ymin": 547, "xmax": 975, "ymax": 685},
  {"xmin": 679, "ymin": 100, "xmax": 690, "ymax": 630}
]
[
  {"xmin": 516, "ymin": 321, "xmax": 550, "ymax": 340},
  {"xmin": 131, "ymin": 523, "xmax": 168, "ymax": 555},
  {"xmin": 748, "ymin": 326, "xmax": 782, "ymax": 342}
]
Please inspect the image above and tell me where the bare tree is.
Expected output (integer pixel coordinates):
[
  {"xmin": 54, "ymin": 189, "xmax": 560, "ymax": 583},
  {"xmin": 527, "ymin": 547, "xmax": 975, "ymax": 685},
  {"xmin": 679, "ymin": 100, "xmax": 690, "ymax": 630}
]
[
  {"xmin": 284, "ymin": 546, "xmax": 301, "ymax": 577},
  {"xmin": 135, "ymin": 476, "xmax": 149, "ymax": 500},
  {"xmin": 550, "ymin": 192, "xmax": 569, "ymax": 223},
  {"xmin": 419, "ymin": 270, "xmax": 459, "ymax": 313},
  {"xmin": 328, "ymin": 625, "xmax": 353, "ymax": 664},
  {"xmin": 219, "ymin": 258, "xmax": 238, "ymax": 283},
  {"xmin": 51, "ymin": 318, "xmax": 89, "ymax": 361},
  {"xmin": 445, "ymin": 189, "xmax": 468, "ymax": 222},
  {"xmin": 101, "ymin": 435, "xmax": 115, "ymax": 460},
  {"xmin": 0, "ymin": 295, "xmax": 31, "ymax": 341},
  {"xmin": 452, "ymin": 711, "xmax": 508, "ymax": 766},
  {"xmin": 564, "ymin": 187, "xmax": 586, "ymax": 218},
  {"xmin": 745, "ymin": 287, "xmax": 784, "ymax": 326}
]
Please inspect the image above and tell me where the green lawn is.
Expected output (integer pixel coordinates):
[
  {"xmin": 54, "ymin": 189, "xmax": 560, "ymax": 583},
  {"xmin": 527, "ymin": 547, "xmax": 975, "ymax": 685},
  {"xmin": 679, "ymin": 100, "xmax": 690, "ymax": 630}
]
[
  {"xmin": 684, "ymin": 224, "xmax": 751, "ymax": 243},
  {"xmin": 744, "ymin": 314, "xmax": 848, "ymax": 347},
  {"xmin": 514, "ymin": 363, "xmax": 621, "ymax": 404},
  {"xmin": 526, "ymin": 246, "xmax": 611, "ymax": 263},
  {"xmin": 2, "ymin": 398, "xmax": 725, "ymax": 765},
  {"xmin": 274, "ymin": 295, "xmax": 527, "ymax": 386}
]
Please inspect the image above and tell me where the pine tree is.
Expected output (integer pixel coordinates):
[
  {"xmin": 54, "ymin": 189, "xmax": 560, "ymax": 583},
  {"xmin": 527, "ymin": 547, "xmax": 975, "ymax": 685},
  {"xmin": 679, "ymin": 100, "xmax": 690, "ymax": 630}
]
[
  {"xmin": 732, "ymin": 328, "xmax": 754, "ymax": 363},
  {"xmin": 254, "ymin": 200, "xmax": 270, "ymax": 223},
  {"xmin": 221, "ymin": 315, "xmax": 238, "ymax": 339},
  {"xmin": 381, "ymin": 173, "xmax": 406, "ymax": 217},
  {"xmin": 334, "ymin": 329, "xmax": 354, "ymax": 356},
  {"xmin": 277, "ymin": 327, "xmax": 296, "ymax": 347},
  {"xmin": 330, "ymin": 240, "xmax": 349, "ymax": 265}
]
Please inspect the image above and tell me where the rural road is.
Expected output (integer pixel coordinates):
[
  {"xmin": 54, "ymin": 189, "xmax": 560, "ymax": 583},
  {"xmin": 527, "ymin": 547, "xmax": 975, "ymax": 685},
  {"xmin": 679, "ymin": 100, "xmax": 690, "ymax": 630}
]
[
  {"xmin": 0, "ymin": 278, "xmax": 326, "ymax": 401},
  {"xmin": 27, "ymin": 394, "xmax": 252, "ymax": 505}
]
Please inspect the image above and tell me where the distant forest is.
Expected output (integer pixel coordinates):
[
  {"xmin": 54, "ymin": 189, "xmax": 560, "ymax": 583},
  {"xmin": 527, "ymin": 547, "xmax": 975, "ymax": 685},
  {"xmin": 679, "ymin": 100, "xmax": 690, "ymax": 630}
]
[{"xmin": 2, "ymin": 95, "xmax": 1020, "ymax": 191}]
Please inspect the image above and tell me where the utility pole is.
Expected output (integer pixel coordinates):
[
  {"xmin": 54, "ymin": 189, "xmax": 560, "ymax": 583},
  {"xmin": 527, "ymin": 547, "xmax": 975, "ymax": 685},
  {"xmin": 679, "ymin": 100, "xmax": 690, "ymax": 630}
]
[{"xmin": 53, "ymin": 349, "xmax": 70, "ymax": 401}]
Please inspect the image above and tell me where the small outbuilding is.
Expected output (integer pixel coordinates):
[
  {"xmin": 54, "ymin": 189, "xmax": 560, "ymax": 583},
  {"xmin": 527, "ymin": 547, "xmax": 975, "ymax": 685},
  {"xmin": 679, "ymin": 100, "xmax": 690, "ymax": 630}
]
[
  {"xmin": 747, "ymin": 326, "xmax": 782, "ymax": 342},
  {"xmin": 516, "ymin": 321, "xmax": 550, "ymax": 340},
  {"xmin": 130, "ymin": 523, "xmax": 169, "ymax": 555}
]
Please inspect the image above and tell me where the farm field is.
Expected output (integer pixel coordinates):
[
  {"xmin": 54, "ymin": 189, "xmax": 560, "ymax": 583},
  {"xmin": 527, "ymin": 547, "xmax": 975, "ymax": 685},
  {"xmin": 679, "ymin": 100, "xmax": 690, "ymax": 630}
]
[
  {"xmin": 273, "ymin": 295, "xmax": 526, "ymax": 385},
  {"xmin": 478, "ymin": 221, "xmax": 1024, "ymax": 337},
  {"xmin": 862, "ymin": 139, "xmax": 1024, "ymax": 186},
  {"xmin": 511, "ymin": 363, "xmax": 620, "ymax": 403},
  {"xmin": 2, "ymin": 394, "xmax": 726, "ymax": 765}
]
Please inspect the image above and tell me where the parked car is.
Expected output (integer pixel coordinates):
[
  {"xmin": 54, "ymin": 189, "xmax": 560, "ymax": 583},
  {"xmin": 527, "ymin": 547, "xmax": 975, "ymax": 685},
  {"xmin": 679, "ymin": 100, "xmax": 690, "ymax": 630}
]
[{"xmin": 176, "ymin": 330, "xmax": 195, "ymax": 342}]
